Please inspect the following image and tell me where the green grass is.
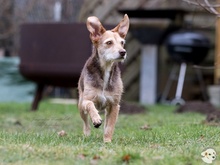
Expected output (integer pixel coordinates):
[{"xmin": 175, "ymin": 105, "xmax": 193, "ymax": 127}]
[{"xmin": 0, "ymin": 101, "xmax": 220, "ymax": 165}]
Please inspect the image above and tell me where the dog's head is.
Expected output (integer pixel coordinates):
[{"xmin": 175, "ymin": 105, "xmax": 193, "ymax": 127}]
[
  {"xmin": 86, "ymin": 15, "xmax": 129, "ymax": 64},
  {"xmin": 201, "ymin": 148, "xmax": 216, "ymax": 162}
]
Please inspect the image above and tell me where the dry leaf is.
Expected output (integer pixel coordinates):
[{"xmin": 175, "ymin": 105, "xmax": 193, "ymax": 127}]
[
  {"xmin": 90, "ymin": 155, "xmax": 101, "ymax": 165},
  {"xmin": 77, "ymin": 154, "xmax": 87, "ymax": 160},
  {"xmin": 93, "ymin": 155, "xmax": 100, "ymax": 160},
  {"xmin": 57, "ymin": 130, "xmax": 67, "ymax": 137},
  {"xmin": 122, "ymin": 154, "xmax": 131, "ymax": 163},
  {"xmin": 140, "ymin": 124, "xmax": 152, "ymax": 130}
]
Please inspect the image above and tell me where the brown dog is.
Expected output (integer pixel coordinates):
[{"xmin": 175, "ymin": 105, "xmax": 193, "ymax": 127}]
[{"xmin": 78, "ymin": 14, "xmax": 129, "ymax": 142}]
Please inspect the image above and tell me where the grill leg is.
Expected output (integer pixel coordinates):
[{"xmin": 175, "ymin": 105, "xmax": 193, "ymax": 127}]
[
  {"xmin": 195, "ymin": 68, "xmax": 208, "ymax": 101},
  {"xmin": 171, "ymin": 62, "xmax": 187, "ymax": 105},
  {"xmin": 160, "ymin": 64, "xmax": 178, "ymax": 103},
  {"xmin": 31, "ymin": 84, "xmax": 44, "ymax": 111}
]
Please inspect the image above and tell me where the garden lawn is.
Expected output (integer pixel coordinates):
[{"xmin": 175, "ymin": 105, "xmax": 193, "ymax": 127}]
[{"xmin": 0, "ymin": 101, "xmax": 220, "ymax": 165}]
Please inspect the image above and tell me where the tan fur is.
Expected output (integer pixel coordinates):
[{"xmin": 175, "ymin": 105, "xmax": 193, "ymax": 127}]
[{"xmin": 78, "ymin": 15, "xmax": 129, "ymax": 142}]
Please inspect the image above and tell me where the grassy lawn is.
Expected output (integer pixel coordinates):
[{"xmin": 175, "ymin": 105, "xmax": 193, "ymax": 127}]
[{"xmin": 0, "ymin": 101, "xmax": 219, "ymax": 165}]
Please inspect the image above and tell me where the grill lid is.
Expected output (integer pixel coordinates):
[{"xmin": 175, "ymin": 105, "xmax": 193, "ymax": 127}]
[
  {"xmin": 166, "ymin": 31, "xmax": 210, "ymax": 48},
  {"xmin": 165, "ymin": 30, "xmax": 211, "ymax": 64}
]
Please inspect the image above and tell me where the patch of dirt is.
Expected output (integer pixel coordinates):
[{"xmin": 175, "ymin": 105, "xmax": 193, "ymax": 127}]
[
  {"xmin": 206, "ymin": 111, "xmax": 220, "ymax": 123},
  {"xmin": 120, "ymin": 101, "xmax": 146, "ymax": 114},
  {"xmin": 175, "ymin": 101, "xmax": 217, "ymax": 115},
  {"xmin": 175, "ymin": 101, "xmax": 220, "ymax": 124}
]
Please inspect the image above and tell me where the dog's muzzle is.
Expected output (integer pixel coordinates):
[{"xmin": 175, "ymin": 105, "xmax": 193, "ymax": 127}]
[{"xmin": 119, "ymin": 50, "xmax": 126, "ymax": 59}]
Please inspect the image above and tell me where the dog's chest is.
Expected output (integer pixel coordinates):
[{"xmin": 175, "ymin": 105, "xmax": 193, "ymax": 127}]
[
  {"xmin": 95, "ymin": 90, "xmax": 114, "ymax": 110},
  {"xmin": 95, "ymin": 70, "xmax": 113, "ymax": 109}
]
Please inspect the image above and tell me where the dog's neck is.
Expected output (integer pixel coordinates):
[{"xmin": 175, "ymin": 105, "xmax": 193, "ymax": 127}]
[
  {"xmin": 92, "ymin": 46, "xmax": 114, "ymax": 71},
  {"xmin": 92, "ymin": 47, "xmax": 117, "ymax": 90}
]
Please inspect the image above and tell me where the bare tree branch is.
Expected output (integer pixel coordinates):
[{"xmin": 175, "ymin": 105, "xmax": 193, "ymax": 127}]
[
  {"xmin": 183, "ymin": 0, "xmax": 220, "ymax": 17},
  {"xmin": 203, "ymin": 0, "xmax": 219, "ymax": 14},
  {"xmin": 183, "ymin": 0, "xmax": 220, "ymax": 7}
]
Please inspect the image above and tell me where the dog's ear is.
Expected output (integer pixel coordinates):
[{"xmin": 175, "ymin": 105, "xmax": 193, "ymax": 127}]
[
  {"xmin": 87, "ymin": 16, "xmax": 106, "ymax": 42},
  {"xmin": 201, "ymin": 151, "xmax": 207, "ymax": 157},
  {"xmin": 112, "ymin": 14, "xmax": 129, "ymax": 38}
]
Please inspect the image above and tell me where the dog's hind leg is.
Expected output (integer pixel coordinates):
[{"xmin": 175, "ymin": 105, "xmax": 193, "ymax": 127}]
[{"xmin": 104, "ymin": 105, "xmax": 119, "ymax": 142}]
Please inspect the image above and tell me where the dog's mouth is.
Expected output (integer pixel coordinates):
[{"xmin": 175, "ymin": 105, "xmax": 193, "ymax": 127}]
[
  {"xmin": 108, "ymin": 55, "xmax": 126, "ymax": 62},
  {"xmin": 115, "ymin": 58, "xmax": 125, "ymax": 62},
  {"xmin": 119, "ymin": 57, "xmax": 125, "ymax": 60},
  {"xmin": 117, "ymin": 55, "xmax": 126, "ymax": 60}
]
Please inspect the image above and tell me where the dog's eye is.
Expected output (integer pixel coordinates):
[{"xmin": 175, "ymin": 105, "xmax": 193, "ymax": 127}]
[
  {"xmin": 106, "ymin": 41, "xmax": 112, "ymax": 45},
  {"xmin": 121, "ymin": 41, "xmax": 125, "ymax": 45}
]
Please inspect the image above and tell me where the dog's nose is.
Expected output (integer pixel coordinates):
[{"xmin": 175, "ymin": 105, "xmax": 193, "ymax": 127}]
[{"xmin": 119, "ymin": 50, "xmax": 126, "ymax": 57}]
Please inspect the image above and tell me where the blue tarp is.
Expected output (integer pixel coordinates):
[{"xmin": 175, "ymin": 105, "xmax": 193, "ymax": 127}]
[{"xmin": 0, "ymin": 57, "xmax": 35, "ymax": 102}]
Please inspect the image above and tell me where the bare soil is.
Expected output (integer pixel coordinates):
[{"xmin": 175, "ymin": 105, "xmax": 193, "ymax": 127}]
[
  {"xmin": 175, "ymin": 101, "xmax": 220, "ymax": 123},
  {"xmin": 120, "ymin": 101, "xmax": 146, "ymax": 114}
]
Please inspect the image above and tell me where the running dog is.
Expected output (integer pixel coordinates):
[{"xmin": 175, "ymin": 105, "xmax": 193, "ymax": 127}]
[{"xmin": 78, "ymin": 14, "xmax": 129, "ymax": 142}]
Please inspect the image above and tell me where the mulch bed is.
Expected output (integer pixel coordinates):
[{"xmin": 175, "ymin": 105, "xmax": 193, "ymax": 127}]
[
  {"xmin": 175, "ymin": 101, "xmax": 220, "ymax": 124},
  {"xmin": 120, "ymin": 101, "xmax": 146, "ymax": 114}
]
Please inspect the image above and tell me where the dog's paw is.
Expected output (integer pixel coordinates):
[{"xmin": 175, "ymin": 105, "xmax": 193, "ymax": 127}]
[{"xmin": 93, "ymin": 119, "xmax": 102, "ymax": 128}]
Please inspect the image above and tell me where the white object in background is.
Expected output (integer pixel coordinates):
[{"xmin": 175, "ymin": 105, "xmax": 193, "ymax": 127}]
[
  {"xmin": 54, "ymin": 1, "xmax": 62, "ymax": 21},
  {"xmin": 140, "ymin": 45, "xmax": 157, "ymax": 104},
  {"xmin": 208, "ymin": 85, "xmax": 220, "ymax": 107},
  {"xmin": 0, "ymin": 49, "xmax": 4, "ymax": 57}
]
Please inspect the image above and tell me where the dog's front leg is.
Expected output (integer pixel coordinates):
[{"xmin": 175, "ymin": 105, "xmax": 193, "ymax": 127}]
[
  {"xmin": 82, "ymin": 100, "xmax": 102, "ymax": 129},
  {"xmin": 104, "ymin": 105, "xmax": 120, "ymax": 142},
  {"xmin": 79, "ymin": 109, "xmax": 91, "ymax": 136}
]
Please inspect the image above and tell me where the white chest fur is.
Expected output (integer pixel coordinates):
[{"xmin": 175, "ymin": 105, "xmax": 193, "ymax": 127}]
[
  {"xmin": 103, "ymin": 70, "xmax": 110, "ymax": 90},
  {"xmin": 96, "ymin": 91, "xmax": 114, "ymax": 110},
  {"xmin": 94, "ymin": 70, "xmax": 114, "ymax": 110}
]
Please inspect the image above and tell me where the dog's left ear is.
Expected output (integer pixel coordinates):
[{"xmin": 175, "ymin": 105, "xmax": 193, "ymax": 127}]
[{"xmin": 112, "ymin": 14, "xmax": 129, "ymax": 38}]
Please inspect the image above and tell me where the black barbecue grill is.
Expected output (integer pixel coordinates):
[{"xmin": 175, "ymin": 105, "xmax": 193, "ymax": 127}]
[
  {"xmin": 161, "ymin": 30, "xmax": 211, "ymax": 105},
  {"xmin": 166, "ymin": 30, "xmax": 210, "ymax": 64}
]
